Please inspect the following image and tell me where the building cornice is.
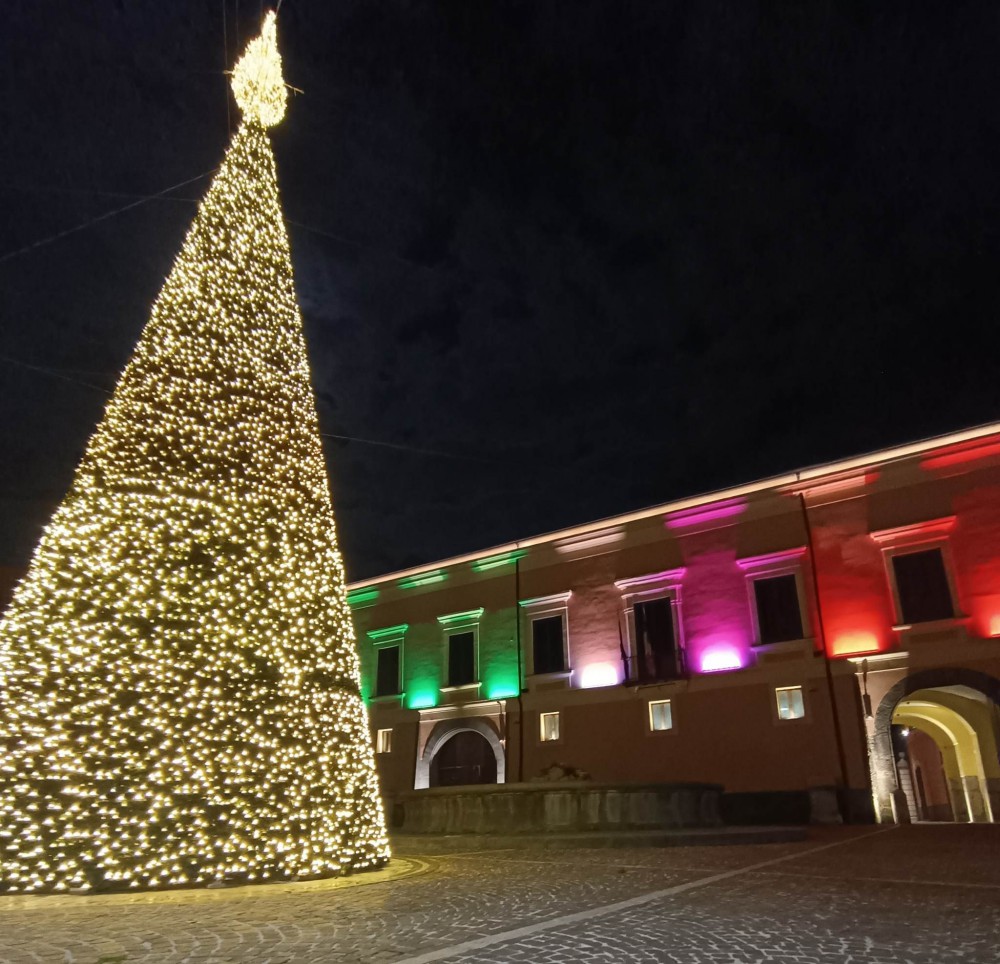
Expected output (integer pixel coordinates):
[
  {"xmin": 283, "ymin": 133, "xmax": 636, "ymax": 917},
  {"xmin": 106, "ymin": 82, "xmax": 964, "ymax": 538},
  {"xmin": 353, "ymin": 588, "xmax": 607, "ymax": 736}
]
[{"xmin": 347, "ymin": 421, "xmax": 1000, "ymax": 592}]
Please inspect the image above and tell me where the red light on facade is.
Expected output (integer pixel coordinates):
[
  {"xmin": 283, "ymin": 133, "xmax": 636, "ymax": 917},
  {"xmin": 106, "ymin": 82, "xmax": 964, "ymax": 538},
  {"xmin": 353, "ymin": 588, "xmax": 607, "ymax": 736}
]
[
  {"xmin": 869, "ymin": 516, "xmax": 956, "ymax": 546},
  {"xmin": 989, "ymin": 615, "xmax": 1000, "ymax": 638},
  {"xmin": 829, "ymin": 632, "xmax": 880, "ymax": 657},
  {"xmin": 921, "ymin": 438, "xmax": 1000, "ymax": 471}
]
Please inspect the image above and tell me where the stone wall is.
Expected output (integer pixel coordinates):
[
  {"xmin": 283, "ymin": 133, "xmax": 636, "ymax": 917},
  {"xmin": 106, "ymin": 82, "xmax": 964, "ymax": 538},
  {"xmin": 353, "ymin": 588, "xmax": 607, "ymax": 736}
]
[{"xmin": 387, "ymin": 781, "xmax": 722, "ymax": 834}]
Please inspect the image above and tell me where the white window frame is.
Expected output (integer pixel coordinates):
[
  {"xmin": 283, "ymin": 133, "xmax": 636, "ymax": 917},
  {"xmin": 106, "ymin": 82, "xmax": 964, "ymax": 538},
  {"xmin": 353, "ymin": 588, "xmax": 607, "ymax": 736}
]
[
  {"xmin": 539, "ymin": 710, "xmax": 561, "ymax": 743},
  {"xmin": 519, "ymin": 592, "xmax": 572, "ymax": 679},
  {"xmin": 774, "ymin": 685, "xmax": 806, "ymax": 722},
  {"xmin": 366, "ymin": 624, "xmax": 407, "ymax": 701},
  {"xmin": 437, "ymin": 608, "xmax": 484, "ymax": 693},
  {"xmin": 615, "ymin": 568, "xmax": 686, "ymax": 683},
  {"xmin": 869, "ymin": 517, "xmax": 961, "ymax": 630},
  {"xmin": 647, "ymin": 698, "xmax": 674, "ymax": 733},
  {"xmin": 376, "ymin": 728, "xmax": 393, "ymax": 754},
  {"xmin": 736, "ymin": 548, "xmax": 810, "ymax": 647}
]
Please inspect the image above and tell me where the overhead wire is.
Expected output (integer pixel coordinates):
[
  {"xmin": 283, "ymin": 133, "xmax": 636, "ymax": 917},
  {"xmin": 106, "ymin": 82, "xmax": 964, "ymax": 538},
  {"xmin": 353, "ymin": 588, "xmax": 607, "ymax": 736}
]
[
  {"xmin": 319, "ymin": 432, "xmax": 496, "ymax": 463},
  {"xmin": 0, "ymin": 170, "xmax": 216, "ymax": 267},
  {"xmin": 0, "ymin": 351, "xmax": 497, "ymax": 463},
  {"xmin": 1, "ymin": 178, "xmax": 484, "ymax": 286},
  {"xmin": 0, "ymin": 353, "xmax": 112, "ymax": 396},
  {"xmin": 0, "ymin": 5, "xmax": 499, "ymax": 468}
]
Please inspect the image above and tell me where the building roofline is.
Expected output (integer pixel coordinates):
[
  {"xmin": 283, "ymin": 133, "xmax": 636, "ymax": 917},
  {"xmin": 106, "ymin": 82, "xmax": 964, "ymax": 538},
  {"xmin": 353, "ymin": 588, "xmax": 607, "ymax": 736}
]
[{"xmin": 346, "ymin": 419, "xmax": 1000, "ymax": 591}]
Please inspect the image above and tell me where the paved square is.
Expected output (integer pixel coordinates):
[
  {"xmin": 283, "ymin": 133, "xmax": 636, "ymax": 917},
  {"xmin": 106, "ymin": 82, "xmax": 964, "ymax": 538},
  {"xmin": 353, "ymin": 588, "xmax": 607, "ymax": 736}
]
[{"xmin": 3, "ymin": 826, "xmax": 999, "ymax": 963}]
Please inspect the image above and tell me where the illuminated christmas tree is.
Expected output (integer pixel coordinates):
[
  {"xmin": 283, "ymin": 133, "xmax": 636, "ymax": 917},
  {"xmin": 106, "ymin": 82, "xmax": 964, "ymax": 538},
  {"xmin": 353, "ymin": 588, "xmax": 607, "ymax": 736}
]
[{"xmin": 0, "ymin": 13, "xmax": 389, "ymax": 893}]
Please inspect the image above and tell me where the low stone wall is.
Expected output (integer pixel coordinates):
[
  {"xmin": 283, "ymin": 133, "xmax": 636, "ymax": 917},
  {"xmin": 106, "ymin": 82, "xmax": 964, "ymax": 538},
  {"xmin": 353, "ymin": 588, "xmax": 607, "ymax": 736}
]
[
  {"xmin": 721, "ymin": 787, "xmax": 874, "ymax": 825},
  {"xmin": 386, "ymin": 782, "xmax": 723, "ymax": 835}
]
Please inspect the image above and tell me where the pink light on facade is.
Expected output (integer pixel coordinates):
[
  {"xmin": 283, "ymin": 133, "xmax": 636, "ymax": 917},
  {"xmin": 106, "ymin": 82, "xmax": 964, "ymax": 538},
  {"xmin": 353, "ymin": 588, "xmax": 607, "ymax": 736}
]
[
  {"xmin": 989, "ymin": 615, "xmax": 1000, "ymax": 639},
  {"xmin": 698, "ymin": 644, "xmax": 746, "ymax": 673},
  {"xmin": 578, "ymin": 662, "xmax": 620, "ymax": 689},
  {"xmin": 665, "ymin": 498, "xmax": 746, "ymax": 531}
]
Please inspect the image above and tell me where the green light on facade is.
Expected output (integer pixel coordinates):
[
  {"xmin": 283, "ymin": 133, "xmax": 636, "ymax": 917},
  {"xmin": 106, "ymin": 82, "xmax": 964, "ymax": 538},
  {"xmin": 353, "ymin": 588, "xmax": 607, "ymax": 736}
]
[
  {"xmin": 471, "ymin": 550, "xmax": 526, "ymax": 573},
  {"xmin": 365, "ymin": 623, "xmax": 408, "ymax": 641},
  {"xmin": 398, "ymin": 570, "xmax": 447, "ymax": 589},
  {"xmin": 484, "ymin": 676, "xmax": 520, "ymax": 700},
  {"xmin": 347, "ymin": 587, "xmax": 380, "ymax": 607},
  {"xmin": 406, "ymin": 689, "xmax": 439, "ymax": 710},
  {"xmin": 437, "ymin": 607, "xmax": 485, "ymax": 626}
]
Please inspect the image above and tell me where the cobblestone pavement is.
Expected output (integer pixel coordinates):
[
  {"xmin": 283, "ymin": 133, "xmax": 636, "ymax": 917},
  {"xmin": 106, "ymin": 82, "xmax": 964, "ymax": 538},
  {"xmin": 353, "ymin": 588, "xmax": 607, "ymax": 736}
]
[{"xmin": 4, "ymin": 826, "xmax": 1000, "ymax": 963}]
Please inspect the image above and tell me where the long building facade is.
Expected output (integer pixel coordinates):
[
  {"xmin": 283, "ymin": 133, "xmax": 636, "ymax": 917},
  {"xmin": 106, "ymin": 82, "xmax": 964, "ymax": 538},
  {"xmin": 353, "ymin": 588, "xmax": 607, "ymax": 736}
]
[{"xmin": 351, "ymin": 423, "xmax": 1000, "ymax": 825}]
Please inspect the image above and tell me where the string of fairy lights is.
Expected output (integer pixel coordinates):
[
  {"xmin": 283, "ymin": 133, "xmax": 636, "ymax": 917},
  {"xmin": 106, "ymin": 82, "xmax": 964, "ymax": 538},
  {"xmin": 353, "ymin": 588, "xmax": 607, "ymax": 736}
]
[{"xmin": 0, "ymin": 12, "xmax": 389, "ymax": 893}]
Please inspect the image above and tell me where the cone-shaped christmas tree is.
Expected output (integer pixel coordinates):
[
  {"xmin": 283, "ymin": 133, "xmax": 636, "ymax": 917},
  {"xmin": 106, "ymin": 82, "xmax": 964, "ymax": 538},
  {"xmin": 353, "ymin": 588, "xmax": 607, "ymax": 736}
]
[{"xmin": 0, "ymin": 13, "xmax": 389, "ymax": 893}]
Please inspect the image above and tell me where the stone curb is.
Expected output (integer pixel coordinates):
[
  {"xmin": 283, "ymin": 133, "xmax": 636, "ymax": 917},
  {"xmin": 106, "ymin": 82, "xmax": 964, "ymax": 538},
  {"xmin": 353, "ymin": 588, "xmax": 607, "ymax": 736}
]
[{"xmin": 0, "ymin": 856, "xmax": 431, "ymax": 909}]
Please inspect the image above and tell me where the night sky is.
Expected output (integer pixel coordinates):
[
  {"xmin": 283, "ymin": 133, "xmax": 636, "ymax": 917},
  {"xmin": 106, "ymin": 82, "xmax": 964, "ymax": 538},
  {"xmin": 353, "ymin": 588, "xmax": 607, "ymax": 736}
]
[{"xmin": 2, "ymin": 2, "xmax": 999, "ymax": 581}]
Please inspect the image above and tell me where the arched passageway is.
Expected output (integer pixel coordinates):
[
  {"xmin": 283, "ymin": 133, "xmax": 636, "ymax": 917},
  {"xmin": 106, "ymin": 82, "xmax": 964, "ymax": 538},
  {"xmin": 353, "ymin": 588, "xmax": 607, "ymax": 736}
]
[
  {"xmin": 871, "ymin": 669, "xmax": 1000, "ymax": 823},
  {"xmin": 413, "ymin": 717, "xmax": 506, "ymax": 789}
]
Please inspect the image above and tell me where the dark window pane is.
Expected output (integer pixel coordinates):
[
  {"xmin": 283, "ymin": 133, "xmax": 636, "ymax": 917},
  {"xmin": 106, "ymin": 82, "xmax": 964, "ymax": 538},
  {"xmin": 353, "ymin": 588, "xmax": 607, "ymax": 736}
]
[
  {"xmin": 635, "ymin": 597, "xmax": 680, "ymax": 682},
  {"xmin": 375, "ymin": 645, "xmax": 400, "ymax": 697},
  {"xmin": 532, "ymin": 616, "xmax": 565, "ymax": 674},
  {"xmin": 892, "ymin": 549, "xmax": 954, "ymax": 624},
  {"xmin": 448, "ymin": 631, "xmax": 476, "ymax": 686},
  {"xmin": 754, "ymin": 574, "xmax": 804, "ymax": 644}
]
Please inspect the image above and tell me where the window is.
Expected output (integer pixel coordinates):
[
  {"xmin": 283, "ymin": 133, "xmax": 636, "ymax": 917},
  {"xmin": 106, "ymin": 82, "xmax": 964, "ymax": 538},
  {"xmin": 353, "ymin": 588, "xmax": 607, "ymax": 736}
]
[
  {"xmin": 634, "ymin": 597, "xmax": 681, "ymax": 682},
  {"xmin": 648, "ymin": 699, "xmax": 673, "ymax": 732},
  {"xmin": 775, "ymin": 686, "xmax": 805, "ymax": 721},
  {"xmin": 520, "ymin": 592, "xmax": 572, "ymax": 680},
  {"xmin": 539, "ymin": 711, "xmax": 561, "ymax": 742},
  {"xmin": 447, "ymin": 630, "xmax": 477, "ymax": 687},
  {"xmin": 891, "ymin": 549, "xmax": 954, "ymax": 624},
  {"xmin": 375, "ymin": 644, "xmax": 401, "ymax": 697},
  {"xmin": 753, "ymin": 574, "xmax": 804, "ymax": 644},
  {"xmin": 737, "ymin": 549, "xmax": 809, "ymax": 647},
  {"xmin": 366, "ymin": 624, "xmax": 408, "ymax": 699},
  {"xmin": 532, "ymin": 616, "xmax": 566, "ymax": 675},
  {"xmin": 615, "ymin": 568, "xmax": 686, "ymax": 686},
  {"xmin": 870, "ymin": 517, "xmax": 958, "ymax": 629},
  {"xmin": 376, "ymin": 728, "xmax": 393, "ymax": 754},
  {"xmin": 437, "ymin": 609, "xmax": 484, "ymax": 693}
]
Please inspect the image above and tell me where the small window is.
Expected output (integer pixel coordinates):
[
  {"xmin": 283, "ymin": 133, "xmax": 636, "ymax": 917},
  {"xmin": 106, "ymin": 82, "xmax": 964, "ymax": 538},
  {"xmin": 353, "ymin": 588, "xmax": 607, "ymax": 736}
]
[
  {"xmin": 375, "ymin": 644, "xmax": 401, "ymax": 697},
  {"xmin": 532, "ymin": 616, "xmax": 565, "ymax": 675},
  {"xmin": 753, "ymin": 574, "xmax": 804, "ymax": 644},
  {"xmin": 648, "ymin": 699, "xmax": 673, "ymax": 731},
  {"xmin": 539, "ymin": 711, "xmax": 561, "ymax": 742},
  {"xmin": 776, "ymin": 686, "xmax": 805, "ymax": 721},
  {"xmin": 376, "ymin": 728, "xmax": 393, "ymax": 754},
  {"xmin": 447, "ymin": 631, "xmax": 476, "ymax": 687},
  {"xmin": 891, "ymin": 549, "xmax": 954, "ymax": 624}
]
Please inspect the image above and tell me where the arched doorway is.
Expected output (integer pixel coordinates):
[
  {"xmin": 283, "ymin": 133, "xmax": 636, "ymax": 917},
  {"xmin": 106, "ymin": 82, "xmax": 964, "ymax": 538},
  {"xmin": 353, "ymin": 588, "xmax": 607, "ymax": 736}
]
[
  {"xmin": 871, "ymin": 669, "xmax": 1000, "ymax": 823},
  {"xmin": 414, "ymin": 717, "xmax": 506, "ymax": 789},
  {"xmin": 429, "ymin": 730, "xmax": 498, "ymax": 787},
  {"xmin": 894, "ymin": 725, "xmax": 953, "ymax": 821}
]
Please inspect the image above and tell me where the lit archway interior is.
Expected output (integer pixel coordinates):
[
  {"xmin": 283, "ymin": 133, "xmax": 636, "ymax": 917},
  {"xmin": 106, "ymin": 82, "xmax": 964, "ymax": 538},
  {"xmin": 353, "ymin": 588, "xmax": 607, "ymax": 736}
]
[{"xmin": 892, "ymin": 686, "xmax": 1000, "ymax": 823}]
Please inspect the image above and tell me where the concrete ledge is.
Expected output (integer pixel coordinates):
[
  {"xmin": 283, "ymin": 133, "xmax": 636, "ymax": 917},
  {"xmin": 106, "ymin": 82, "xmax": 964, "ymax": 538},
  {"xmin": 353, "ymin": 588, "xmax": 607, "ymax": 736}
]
[{"xmin": 387, "ymin": 781, "xmax": 723, "ymax": 834}]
